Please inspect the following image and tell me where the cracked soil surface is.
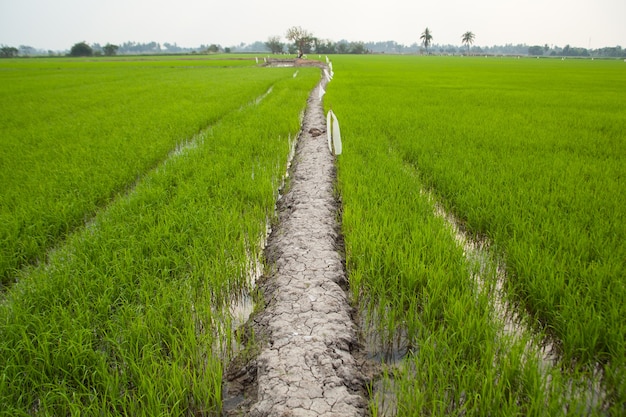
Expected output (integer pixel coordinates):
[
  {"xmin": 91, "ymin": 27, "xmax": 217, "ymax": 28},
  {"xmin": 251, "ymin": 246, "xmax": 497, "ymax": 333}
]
[{"xmin": 223, "ymin": 67, "xmax": 368, "ymax": 417}]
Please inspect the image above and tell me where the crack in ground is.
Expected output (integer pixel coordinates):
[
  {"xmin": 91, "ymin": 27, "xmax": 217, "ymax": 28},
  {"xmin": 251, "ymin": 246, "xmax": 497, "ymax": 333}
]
[{"xmin": 223, "ymin": 65, "xmax": 368, "ymax": 417}]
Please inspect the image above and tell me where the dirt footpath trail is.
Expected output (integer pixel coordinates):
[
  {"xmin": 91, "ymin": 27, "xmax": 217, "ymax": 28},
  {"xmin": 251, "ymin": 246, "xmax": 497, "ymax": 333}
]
[{"xmin": 224, "ymin": 69, "xmax": 367, "ymax": 416}]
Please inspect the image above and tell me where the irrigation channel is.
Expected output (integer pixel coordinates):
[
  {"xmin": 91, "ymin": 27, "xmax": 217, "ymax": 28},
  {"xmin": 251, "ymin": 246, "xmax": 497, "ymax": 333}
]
[
  {"xmin": 222, "ymin": 61, "xmax": 369, "ymax": 416},
  {"xmin": 428, "ymin": 193, "xmax": 606, "ymax": 412}
]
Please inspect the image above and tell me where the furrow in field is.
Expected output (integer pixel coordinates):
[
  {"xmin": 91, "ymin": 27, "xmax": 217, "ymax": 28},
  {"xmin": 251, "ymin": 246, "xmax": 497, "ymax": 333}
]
[
  {"xmin": 228, "ymin": 97, "xmax": 301, "ymax": 335},
  {"xmin": 223, "ymin": 69, "xmax": 368, "ymax": 417},
  {"xmin": 11, "ymin": 84, "xmax": 280, "ymax": 288},
  {"xmin": 426, "ymin": 188, "xmax": 607, "ymax": 412},
  {"xmin": 0, "ymin": 65, "xmax": 287, "ymax": 287}
]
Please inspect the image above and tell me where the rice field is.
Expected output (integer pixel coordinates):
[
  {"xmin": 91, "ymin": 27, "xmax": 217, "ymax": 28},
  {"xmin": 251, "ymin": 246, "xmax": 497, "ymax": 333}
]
[
  {"xmin": 1, "ymin": 54, "xmax": 624, "ymax": 415},
  {"xmin": 325, "ymin": 55, "xmax": 625, "ymax": 415},
  {"xmin": 0, "ymin": 56, "xmax": 274, "ymax": 285},
  {"xmin": 0, "ymin": 57, "xmax": 319, "ymax": 415}
]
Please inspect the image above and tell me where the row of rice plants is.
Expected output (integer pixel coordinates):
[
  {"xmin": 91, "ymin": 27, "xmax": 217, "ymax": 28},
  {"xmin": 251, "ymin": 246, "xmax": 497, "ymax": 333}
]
[
  {"xmin": 396, "ymin": 56, "xmax": 625, "ymax": 406},
  {"xmin": 335, "ymin": 111, "xmax": 576, "ymax": 415},
  {"xmin": 325, "ymin": 55, "xmax": 623, "ymax": 414},
  {"xmin": 0, "ymin": 64, "xmax": 320, "ymax": 415},
  {"xmin": 1, "ymin": 55, "xmax": 260, "ymax": 70},
  {"xmin": 0, "ymin": 58, "xmax": 290, "ymax": 285}
]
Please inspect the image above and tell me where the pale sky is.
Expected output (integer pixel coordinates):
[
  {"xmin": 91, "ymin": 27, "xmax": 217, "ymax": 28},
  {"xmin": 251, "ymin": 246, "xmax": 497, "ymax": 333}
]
[{"xmin": 1, "ymin": 0, "xmax": 624, "ymax": 51}]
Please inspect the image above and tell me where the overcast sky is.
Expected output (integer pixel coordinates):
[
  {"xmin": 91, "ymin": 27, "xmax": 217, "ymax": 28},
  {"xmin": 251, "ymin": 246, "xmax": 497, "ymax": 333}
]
[{"xmin": 1, "ymin": 0, "xmax": 624, "ymax": 51}]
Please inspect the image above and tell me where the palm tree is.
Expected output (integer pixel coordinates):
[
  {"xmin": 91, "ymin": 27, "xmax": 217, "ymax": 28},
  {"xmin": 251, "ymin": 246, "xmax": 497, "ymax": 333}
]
[
  {"xmin": 461, "ymin": 31, "xmax": 476, "ymax": 55},
  {"xmin": 420, "ymin": 27, "xmax": 433, "ymax": 54}
]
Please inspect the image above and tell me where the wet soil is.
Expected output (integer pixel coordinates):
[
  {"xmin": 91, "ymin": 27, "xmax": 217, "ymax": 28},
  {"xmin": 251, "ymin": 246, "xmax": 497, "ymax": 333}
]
[{"xmin": 223, "ymin": 67, "xmax": 369, "ymax": 416}]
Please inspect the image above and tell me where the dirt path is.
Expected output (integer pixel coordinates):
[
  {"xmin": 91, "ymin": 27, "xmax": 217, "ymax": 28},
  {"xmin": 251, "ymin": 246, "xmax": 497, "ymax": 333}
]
[{"xmin": 223, "ymin": 69, "xmax": 368, "ymax": 416}]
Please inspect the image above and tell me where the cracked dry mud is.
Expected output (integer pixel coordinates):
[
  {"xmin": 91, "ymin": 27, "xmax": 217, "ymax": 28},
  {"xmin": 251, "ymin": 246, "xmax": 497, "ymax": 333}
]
[{"xmin": 223, "ymin": 69, "xmax": 367, "ymax": 416}]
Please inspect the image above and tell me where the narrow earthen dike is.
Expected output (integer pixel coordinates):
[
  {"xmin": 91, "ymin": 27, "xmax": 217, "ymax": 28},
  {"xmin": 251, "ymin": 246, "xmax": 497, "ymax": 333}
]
[{"xmin": 223, "ymin": 68, "xmax": 367, "ymax": 416}]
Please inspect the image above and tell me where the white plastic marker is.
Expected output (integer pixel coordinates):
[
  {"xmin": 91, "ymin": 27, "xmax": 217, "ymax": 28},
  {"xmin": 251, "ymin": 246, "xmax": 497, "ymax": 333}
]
[
  {"xmin": 332, "ymin": 112, "xmax": 342, "ymax": 155},
  {"xmin": 293, "ymin": 70, "xmax": 299, "ymax": 78},
  {"xmin": 255, "ymin": 57, "xmax": 259, "ymax": 64},
  {"xmin": 327, "ymin": 110, "xmax": 333, "ymax": 153},
  {"xmin": 326, "ymin": 110, "xmax": 342, "ymax": 155},
  {"xmin": 318, "ymin": 86, "xmax": 326, "ymax": 100},
  {"xmin": 324, "ymin": 69, "xmax": 332, "ymax": 82}
]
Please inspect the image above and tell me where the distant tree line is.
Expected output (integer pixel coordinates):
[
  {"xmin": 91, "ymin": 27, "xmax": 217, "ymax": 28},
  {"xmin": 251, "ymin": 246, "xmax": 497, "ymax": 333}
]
[
  {"xmin": 261, "ymin": 27, "xmax": 625, "ymax": 58},
  {"xmin": 1, "ymin": 46, "xmax": 19, "ymax": 57},
  {"xmin": 265, "ymin": 36, "xmax": 367, "ymax": 55},
  {"xmin": 528, "ymin": 44, "xmax": 625, "ymax": 57},
  {"xmin": 0, "ymin": 45, "xmax": 43, "ymax": 57},
  {"xmin": 0, "ymin": 41, "xmax": 229, "ymax": 58},
  {"xmin": 2, "ymin": 35, "xmax": 624, "ymax": 58},
  {"xmin": 106, "ymin": 41, "xmax": 227, "ymax": 55}
]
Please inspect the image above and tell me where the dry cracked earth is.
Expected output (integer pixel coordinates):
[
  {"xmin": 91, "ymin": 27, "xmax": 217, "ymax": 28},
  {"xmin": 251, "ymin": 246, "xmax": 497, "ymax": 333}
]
[{"xmin": 223, "ymin": 65, "xmax": 369, "ymax": 417}]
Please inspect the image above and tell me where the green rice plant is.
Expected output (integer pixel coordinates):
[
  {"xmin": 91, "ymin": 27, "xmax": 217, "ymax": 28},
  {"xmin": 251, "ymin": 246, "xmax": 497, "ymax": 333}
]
[
  {"xmin": 326, "ymin": 55, "xmax": 623, "ymax": 414},
  {"xmin": 0, "ymin": 64, "xmax": 320, "ymax": 414},
  {"xmin": 0, "ymin": 58, "xmax": 297, "ymax": 285}
]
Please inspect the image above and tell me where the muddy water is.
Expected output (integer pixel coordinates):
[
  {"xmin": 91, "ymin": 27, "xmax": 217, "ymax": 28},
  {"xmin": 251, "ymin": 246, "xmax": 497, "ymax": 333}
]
[
  {"xmin": 427, "ymin": 190, "xmax": 607, "ymax": 411},
  {"xmin": 360, "ymin": 186, "xmax": 607, "ymax": 415},
  {"xmin": 429, "ymin": 196, "xmax": 558, "ymax": 363},
  {"xmin": 223, "ymin": 72, "xmax": 367, "ymax": 416}
]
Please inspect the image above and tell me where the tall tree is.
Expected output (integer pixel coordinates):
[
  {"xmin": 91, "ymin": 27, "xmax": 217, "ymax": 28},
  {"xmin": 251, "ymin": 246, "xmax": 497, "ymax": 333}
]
[
  {"xmin": 461, "ymin": 31, "xmax": 475, "ymax": 54},
  {"xmin": 0, "ymin": 46, "xmax": 19, "ymax": 58},
  {"xmin": 420, "ymin": 27, "xmax": 433, "ymax": 53},
  {"xmin": 265, "ymin": 36, "xmax": 284, "ymax": 54},
  {"xmin": 336, "ymin": 41, "xmax": 350, "ymax": 54},
  {"xmin": 285, "ymin": 26, "xmax": 314, "ymax": 58},
  {"xmin": 69, "ymin": 41, "xmax": 93, "ymax": 57},
  {"xmin": 314, "ymin": 39, "xmax": 336, "ymax": 54},
  {"xmin": 103, "ymin": 43, "xmax": 119, "ymax": 56},
  {"xmin": 349, "ymin": 41, "xmax": 367, "ymax": 54}
]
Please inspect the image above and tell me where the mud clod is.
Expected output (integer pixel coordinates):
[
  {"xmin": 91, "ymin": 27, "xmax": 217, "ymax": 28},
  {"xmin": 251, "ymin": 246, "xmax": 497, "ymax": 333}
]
[
  {"xmin": 223, "ymin": 70, "xmax": 367, "ymax": 416},
  {"xmin": 308, "ymin": 128, "xmax": 325, "ymax": 137}
]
